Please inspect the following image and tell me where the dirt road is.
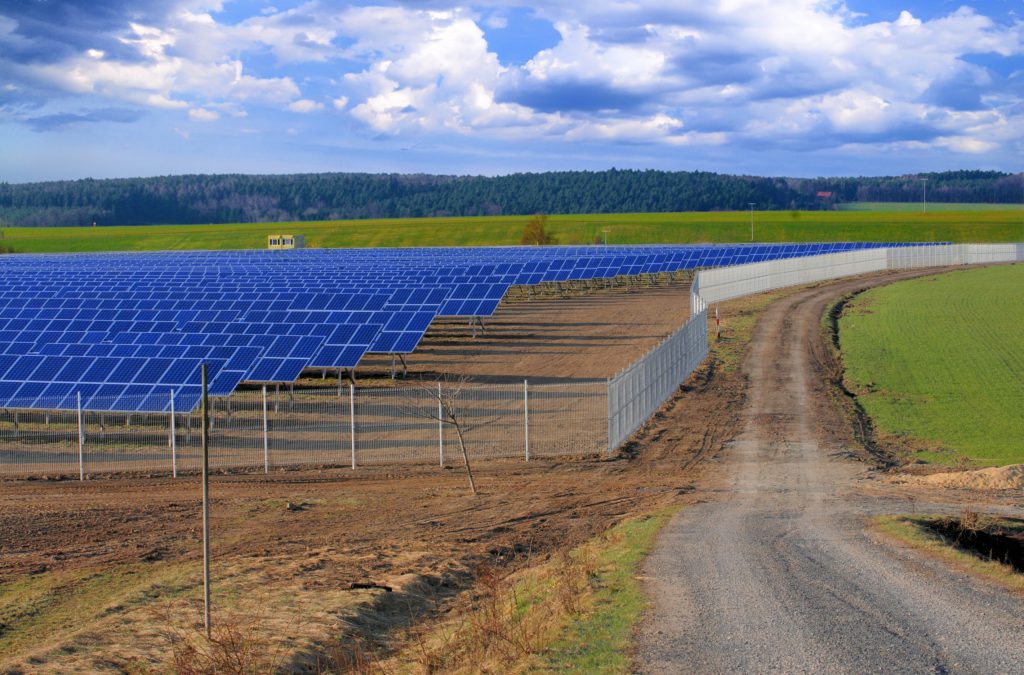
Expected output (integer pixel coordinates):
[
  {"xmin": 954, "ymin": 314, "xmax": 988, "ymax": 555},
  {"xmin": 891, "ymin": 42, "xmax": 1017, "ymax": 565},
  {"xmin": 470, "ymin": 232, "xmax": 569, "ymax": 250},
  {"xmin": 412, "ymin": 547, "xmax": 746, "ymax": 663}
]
[{"xmin": 636, "ymin": 274, "xmax": 1024, "ymax": 673}]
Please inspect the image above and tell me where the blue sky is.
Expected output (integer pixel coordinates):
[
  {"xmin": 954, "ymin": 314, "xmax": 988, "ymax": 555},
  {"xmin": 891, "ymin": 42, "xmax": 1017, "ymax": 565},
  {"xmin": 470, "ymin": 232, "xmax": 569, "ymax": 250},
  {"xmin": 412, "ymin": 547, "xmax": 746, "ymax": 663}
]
[{"xmin": 0, "ymin": 1, "xmax": 1021, "ymax": 182}]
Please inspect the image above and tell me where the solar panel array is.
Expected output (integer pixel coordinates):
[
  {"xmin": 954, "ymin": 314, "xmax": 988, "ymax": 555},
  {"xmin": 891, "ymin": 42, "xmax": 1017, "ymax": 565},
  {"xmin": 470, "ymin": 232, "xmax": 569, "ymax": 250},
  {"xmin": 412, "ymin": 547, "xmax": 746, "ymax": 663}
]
[{"xmin": 0, "ymin": 243, "xmax": 921, "ymax": 412}]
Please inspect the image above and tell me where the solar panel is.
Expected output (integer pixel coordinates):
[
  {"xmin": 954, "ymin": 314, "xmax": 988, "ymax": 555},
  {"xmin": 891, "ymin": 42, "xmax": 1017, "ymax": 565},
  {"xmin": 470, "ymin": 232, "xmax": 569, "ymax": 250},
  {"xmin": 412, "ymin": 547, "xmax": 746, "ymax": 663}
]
[{"xmin": 0, "ymin": 242, "xmax": 932, "ymax": 411}]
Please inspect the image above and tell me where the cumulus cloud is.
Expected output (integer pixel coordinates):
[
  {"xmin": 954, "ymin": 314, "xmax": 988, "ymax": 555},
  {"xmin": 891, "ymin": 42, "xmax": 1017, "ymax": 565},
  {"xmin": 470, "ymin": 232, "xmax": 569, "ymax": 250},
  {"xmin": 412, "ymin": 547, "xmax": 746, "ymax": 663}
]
[
  {"xmin": 188, "ymin": 106, "xmax": 218, "ymax": 121},
  {"xmin": 0, "ymin": 8, "xmax": 303, "ymax": 122},
  {"xmin": 288, "ymin": 98, "xmax": 324, "ymax": 113},
  {"xmin": 2, "ymin": 0, "xmax": 1022, "ymax": 160}
]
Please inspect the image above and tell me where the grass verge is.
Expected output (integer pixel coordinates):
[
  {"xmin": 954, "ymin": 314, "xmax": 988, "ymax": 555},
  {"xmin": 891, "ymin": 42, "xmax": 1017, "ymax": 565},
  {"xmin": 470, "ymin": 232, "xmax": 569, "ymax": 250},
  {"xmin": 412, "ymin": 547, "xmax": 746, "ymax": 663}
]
[
  {"xmin": 0, "ymin": 561, "xmax": 195, "ymax": 666},
  {"xmin": 383, "ymin": 506, "xmax": 679, "ymax": 674},
  {"xmin": 872, "ymin": 515, "xmax": 1024, "ymax": 594}
]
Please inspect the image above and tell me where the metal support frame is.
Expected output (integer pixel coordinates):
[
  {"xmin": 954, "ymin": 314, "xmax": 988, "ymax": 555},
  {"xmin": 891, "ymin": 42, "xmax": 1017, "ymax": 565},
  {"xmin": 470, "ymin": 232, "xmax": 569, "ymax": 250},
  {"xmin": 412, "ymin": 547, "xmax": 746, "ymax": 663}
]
[{"xmin": 389, "ymin": 353, "xmax": 409, "ymax": 379}]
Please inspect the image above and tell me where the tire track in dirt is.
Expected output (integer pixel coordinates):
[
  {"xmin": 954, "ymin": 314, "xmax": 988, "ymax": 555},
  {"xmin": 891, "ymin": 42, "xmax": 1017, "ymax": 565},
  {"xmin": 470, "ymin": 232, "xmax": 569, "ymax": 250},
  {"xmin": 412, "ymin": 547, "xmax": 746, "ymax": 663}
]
[{"xmin": 636, "ymin": 272, "xmax": 1024, "ymax": 674}]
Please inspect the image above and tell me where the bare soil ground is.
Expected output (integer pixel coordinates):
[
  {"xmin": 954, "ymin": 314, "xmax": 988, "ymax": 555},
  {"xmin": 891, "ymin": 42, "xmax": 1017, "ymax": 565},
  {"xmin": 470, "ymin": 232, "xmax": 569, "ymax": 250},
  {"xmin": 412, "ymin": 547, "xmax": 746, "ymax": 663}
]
[
  {"xmin": 358, "ymin": 280, "xmax": 692, "ymax": 382},
  {"xmin": 0, "ymin": 279, "xmax": 706, "ymax": 673}
]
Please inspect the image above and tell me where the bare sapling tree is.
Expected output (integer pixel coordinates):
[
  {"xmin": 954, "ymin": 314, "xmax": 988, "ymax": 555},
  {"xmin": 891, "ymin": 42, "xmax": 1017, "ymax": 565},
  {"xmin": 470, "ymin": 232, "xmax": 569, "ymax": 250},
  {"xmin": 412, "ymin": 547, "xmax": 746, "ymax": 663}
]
[
  {"xmin": 402, "ymin": 374, "xmax": 498, "ymax": 496},
  {"xmin": 520, "ymin": 213, "xmax": 556, "ymax": 246}
]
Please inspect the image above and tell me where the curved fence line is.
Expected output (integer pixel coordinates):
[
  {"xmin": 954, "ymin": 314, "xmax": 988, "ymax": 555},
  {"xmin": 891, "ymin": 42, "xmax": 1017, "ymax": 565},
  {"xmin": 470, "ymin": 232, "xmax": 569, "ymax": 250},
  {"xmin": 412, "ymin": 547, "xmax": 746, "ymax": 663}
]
[{"xmin": 606, "ymin": 243, "xmax": 1023, "ymax": 452}]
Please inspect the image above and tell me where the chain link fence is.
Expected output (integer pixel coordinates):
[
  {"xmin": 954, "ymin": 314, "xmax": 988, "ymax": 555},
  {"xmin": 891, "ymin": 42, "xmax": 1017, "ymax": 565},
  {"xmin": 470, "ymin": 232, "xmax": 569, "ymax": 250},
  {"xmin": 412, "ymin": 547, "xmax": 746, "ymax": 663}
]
[
  {"xmin": 607, "ymin": 310, "xmax": 708, "ymax": 450},
  {"xmin": 0, "ymin": 380, "xmax": 607, "ymax": 477},
  {"xmin": 2, "ymin": 243, "xmax": 1021, "ymax": 479}
]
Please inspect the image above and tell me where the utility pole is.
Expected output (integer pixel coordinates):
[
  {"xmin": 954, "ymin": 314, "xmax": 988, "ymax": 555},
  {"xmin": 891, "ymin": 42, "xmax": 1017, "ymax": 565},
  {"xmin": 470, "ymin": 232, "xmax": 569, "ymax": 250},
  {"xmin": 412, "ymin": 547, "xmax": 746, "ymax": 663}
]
[
  {"xmin": 748, "ymin": 203, "xmax": 755, "ymax": 242},
  {"xmin": 922, "ymin": 177, "xmax": 928, "ymax": 213}
]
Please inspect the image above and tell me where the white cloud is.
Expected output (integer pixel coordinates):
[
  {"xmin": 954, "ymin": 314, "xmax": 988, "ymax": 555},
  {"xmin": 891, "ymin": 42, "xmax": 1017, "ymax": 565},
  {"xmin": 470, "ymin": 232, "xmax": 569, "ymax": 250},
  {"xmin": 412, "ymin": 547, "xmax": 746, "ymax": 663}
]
[
  {"xmin": 2, "ymin": 0, "xmax": 1021, "ymax": 159},
  {"xmin": 523, "ymin": 21, "xmax": 670, "ymax": 89},
  {"xmin": 188, "ymin": 107, "xmax": 219, "ymax": 121},
  {"xmin": 3, "ymin": 14, "xmax": 300, "ymax": 118},
  {"xmin": 288, "ymin": 98, "xmax": 324, "ymax": 113},
  {"xmin": 936, "ymin": 135, "xmax": 996, "ymax": 154},
  {"xmin": 484, "ymin": 14, "xmax": 508, "ymax": 30}
]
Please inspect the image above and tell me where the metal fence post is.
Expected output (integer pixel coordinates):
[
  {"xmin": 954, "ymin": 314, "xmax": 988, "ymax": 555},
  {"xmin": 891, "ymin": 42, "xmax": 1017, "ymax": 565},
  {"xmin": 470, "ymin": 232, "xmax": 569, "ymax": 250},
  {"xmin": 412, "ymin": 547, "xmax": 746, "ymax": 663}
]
[
  {"xmin": 170, "ymin": 389, "xmax": 177, "ymax": 478},
  {"xmin": 261, "ymin": 385, "xmax": 269, "ymax": 474},
  {"xmin": 349, "ymin": 383, "xmax": 356, "ymax": 469},
  {"xmin": 200, "ymin": 363, "xmax": 211, "ymax": 639},
  {"xmin": 76, "ymin": 391, "xmax": 85, "ymax": 481},
  {"xmin": 523, "ymin": 379, "xmax": 530, "ymax": 462},
  {"xmin": 438, "ymin": 382, "xmax": 444, "ymax": 467},
  {"xmin": 607, "ymin": 377, "xmax": 615, "ymax": 456}
]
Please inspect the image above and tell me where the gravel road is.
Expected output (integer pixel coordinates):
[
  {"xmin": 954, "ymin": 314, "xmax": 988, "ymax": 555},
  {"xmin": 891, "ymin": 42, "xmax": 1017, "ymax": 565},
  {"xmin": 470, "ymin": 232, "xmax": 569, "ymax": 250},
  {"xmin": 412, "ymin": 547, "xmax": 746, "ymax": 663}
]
[{"xmin": 635, "ymin": 274, "xmax": 1024, "ymax": 674}]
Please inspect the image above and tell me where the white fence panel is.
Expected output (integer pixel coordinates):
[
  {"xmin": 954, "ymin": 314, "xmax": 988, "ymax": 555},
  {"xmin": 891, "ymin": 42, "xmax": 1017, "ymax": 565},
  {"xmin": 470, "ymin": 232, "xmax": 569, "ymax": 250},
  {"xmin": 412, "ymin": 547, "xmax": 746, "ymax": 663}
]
[
  {"xmin": 962, "ymin": 244, "xmax": 1020, "ymax": 265},
  {"xmin": 886, "ymin": 244, "xmax": 964, "ymax": 269},
  {"xmin": 696, "ymin": 248, "xmax": 889, "ymax": 305},
  {"xmin": 607, "ymin": 307, "xmax": 708, "ymax": 451}
]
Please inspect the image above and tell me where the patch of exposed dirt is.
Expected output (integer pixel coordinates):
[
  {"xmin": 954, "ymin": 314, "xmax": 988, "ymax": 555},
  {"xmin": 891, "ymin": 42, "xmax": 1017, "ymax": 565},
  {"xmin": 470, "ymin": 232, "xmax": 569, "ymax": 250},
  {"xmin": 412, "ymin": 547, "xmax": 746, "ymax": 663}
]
[
  {"xmin": 359, "ymin": 279, "xmax": 692, "ymax": 382},
  {"xmin": 891, "ymin": 464, "xmax": 1024, "ymax": 491}
]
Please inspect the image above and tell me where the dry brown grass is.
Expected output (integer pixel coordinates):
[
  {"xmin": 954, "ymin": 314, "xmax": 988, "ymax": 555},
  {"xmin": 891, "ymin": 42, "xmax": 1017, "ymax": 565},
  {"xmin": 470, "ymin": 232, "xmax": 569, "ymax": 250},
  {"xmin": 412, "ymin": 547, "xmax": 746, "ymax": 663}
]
[
  {"xmin": 161, "ymin": 602, "xmax": 286, "ymax": 675},
  {"xmin": 371, "ymin": 548, "xmax": 598, "ymax": 674}
]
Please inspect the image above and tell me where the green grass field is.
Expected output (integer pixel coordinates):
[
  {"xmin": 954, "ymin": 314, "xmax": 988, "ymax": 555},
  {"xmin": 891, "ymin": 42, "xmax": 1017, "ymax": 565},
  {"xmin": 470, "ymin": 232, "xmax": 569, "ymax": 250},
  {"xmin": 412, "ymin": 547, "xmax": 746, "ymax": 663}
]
[
  {"xmin": 0, "ymin": 209, "xmax": 1021, "ymax": 253},
  {"xmin": 837, "ymin": 202, "xmax": 1024, "ymax": 213},
  {"xmin": 839, "ymin": 265, "xmax": 1024, "ymax": 467}
]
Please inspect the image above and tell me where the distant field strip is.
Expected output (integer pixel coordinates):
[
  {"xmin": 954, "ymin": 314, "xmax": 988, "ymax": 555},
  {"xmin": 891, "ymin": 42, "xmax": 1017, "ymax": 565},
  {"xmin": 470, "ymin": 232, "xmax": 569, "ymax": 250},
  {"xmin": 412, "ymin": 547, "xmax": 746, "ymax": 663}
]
[
  {"xmin": 837, "ymin": 202, "xmax": 1024, "ymax": 213},
  {"xmin": 839, "ymin": 265, "xmax": 1024, "ymax": 467},
  {"xmin": 1, "ymin": 209, "xmax": 1022, "ymax": 253}
]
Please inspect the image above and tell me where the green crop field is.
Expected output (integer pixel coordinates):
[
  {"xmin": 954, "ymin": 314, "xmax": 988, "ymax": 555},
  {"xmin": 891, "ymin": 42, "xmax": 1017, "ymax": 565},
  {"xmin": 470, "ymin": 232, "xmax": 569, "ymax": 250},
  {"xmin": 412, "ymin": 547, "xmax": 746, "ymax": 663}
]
[
  {"xmin": 837, "ymin": 202, "xmax": 1024, "ymax": 213},
  {"xmin": 839, "ymin": 265, "xmax": 1024, "ymax": 467},
  {"xmin": 0, "ymin": 209, "xmax": 1021, "ymax": 254}
]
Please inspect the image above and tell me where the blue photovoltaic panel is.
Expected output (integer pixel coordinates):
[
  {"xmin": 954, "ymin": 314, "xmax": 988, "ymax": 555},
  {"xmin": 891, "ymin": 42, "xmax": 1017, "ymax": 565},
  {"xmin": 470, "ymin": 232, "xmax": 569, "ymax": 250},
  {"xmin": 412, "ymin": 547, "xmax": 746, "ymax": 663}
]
[{"xmin": 0, "ymin": 242, "xmax": 934, "ymax": 411}]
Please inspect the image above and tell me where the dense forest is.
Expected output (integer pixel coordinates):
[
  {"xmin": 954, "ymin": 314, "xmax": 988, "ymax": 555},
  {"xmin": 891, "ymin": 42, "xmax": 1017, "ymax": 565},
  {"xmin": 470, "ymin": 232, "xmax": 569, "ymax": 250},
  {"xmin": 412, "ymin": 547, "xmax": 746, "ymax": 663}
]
[{"xmin": 0, "ymin": 169, "xmax": 1020, "ymax": 228}]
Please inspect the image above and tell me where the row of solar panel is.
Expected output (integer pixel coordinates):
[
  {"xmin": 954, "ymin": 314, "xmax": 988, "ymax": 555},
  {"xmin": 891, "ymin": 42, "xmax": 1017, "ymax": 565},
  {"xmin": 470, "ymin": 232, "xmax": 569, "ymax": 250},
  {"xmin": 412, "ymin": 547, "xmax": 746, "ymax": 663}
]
[
  {"xmin": 0, "ymin": 242, "xmax": 913, "ymax": 266},
  {"xmin": 0, "ymin": 243, "xmax": 930, "ymax": 412}
]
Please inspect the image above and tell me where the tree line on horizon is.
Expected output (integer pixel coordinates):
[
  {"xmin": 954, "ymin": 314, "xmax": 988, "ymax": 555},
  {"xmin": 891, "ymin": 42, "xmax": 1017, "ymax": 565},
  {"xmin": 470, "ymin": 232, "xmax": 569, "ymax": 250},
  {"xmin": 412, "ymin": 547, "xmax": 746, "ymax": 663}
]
[{"xmin": 0, "ymin": 169, "xmax": 1020, "ymax": 228}]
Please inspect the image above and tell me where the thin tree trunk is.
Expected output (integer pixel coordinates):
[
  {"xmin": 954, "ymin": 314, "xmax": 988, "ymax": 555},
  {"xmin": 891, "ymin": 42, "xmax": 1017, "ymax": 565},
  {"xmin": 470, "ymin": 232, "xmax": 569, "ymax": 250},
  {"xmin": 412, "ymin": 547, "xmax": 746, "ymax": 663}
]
[{"xmin": 453, "ymin": 422, "xmax": 477, "ymax": 496}]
